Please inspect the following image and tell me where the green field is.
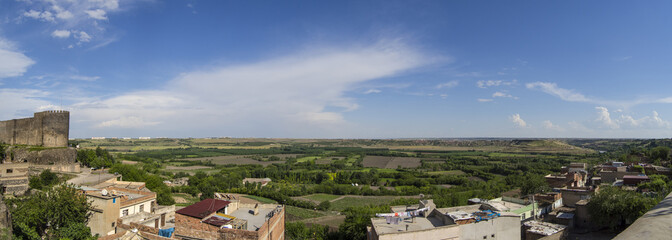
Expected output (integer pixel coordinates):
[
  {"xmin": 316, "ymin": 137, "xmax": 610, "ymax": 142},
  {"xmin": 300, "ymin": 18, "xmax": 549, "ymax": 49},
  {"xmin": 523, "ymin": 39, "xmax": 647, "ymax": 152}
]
[
  {"xmin": 427, "ymin": 170, "xmax": 466, "ymax": 175},
  {"xmin": 172, "ymin": 193, "xmax": 200, "ymax": 206},
  {"xmin": 302, "ymin": 193, "xmax": 341, "ymax": 202},
  {"xmin": 296, "ymin": 156, "xmax": 320, "ymax": 163},
  {"xmin": 330, "ymin": 196, "xmax": 411, "ymax": 211},
  {"xmin": 285, "ymin": 206, "xmax": 327, "ymax": 221}
]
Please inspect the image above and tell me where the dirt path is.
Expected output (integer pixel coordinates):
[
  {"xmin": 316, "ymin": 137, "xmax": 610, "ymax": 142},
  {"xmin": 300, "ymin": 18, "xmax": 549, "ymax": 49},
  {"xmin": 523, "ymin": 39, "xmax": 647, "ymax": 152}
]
[{"xmin": 329, "ymin": 196, "xmax": 346, "ymax": 203}]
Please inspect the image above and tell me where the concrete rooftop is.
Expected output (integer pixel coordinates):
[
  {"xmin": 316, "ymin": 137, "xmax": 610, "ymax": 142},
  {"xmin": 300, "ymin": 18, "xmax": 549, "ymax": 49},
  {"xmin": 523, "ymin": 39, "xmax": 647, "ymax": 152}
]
[{"xmin": 229, "ymin": 207, "xmax": 276, "ymax": 231}]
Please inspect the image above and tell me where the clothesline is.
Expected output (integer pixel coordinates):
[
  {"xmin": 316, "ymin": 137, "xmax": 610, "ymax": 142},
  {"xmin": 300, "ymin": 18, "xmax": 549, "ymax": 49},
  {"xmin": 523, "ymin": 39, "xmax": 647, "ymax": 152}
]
[{"xmin": 375, "ymin": 207, "xmax": 429, "ymax": 218}]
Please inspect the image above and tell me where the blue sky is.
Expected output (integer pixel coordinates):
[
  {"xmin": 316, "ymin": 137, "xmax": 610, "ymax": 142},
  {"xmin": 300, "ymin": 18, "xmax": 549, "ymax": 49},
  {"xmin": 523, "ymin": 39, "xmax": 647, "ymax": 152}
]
[{"xmin": 2, "ymin": 0, "xmax": 672, "ymax": 138}]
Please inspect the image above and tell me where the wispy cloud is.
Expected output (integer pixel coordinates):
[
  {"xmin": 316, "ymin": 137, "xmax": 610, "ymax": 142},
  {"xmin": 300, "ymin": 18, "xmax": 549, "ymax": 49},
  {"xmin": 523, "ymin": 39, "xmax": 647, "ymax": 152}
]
[
  {"xmin": 51, "ymin": 30, "xmax": 71, "ymax": 38},
  {"xmin": 363, "ymin": 89, "xmax": 381, "ymax": 94},
  {"xmin": 477, "ymin": 98, "xmax": 493, "ymax": 102},
  {"xmin": 492, "ymin": 91, "xmax": 517, "ymax": 99},
  {"xmin": 70, "ymin": 75, "xmax": 100, "ymax": 81},
  {"xmin": 435, "ymin": 80, "xmax": 458, "ymax": 89},
  {"xmin": 477, "ymin": 79, "xmax": 516, "ymax": 88},
  {"xmin": 0, "ymin": 38, "xmax": 35, "ymax": 78},
  {"xmin": 62, "ymin": 41, "xmax": 434, "ymax": 136},
  {"xmin": 526, "ymin": 82, "xmax": 590, "ymax": 102},
  {"xmin": 542, "ymin": 120, "xmax": 563, "ymax": 131}
]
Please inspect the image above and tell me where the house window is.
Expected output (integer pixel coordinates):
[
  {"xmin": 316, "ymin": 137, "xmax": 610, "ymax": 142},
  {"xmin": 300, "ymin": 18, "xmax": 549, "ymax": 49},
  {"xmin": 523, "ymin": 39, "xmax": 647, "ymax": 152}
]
[
  {"xmin": 6, "ymin": 169, "xmax": 12, "ymax": 173},
  {"xmin": 122, "ymin": 209, "xmax": 129, "ymax": 216},
  {"xmin": 139, "ymin": 204, "xmax": 144, "ymax": 212},
  {"xmin": 112, "ymin": 222, "xmax": 115, "ymax": 227}
]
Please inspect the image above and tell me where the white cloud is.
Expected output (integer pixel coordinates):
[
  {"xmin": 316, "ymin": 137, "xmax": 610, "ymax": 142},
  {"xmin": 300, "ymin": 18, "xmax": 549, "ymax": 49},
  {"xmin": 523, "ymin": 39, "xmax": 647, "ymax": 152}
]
[
  {"xmin": 542, "ymin": 120, "xmax": 563, "ymax": 131},
  {"xmin": 70, "ymin": 75, "xmax": 100, "ymax": 81},
  {"xmin": 85, "ymin": 9, "xmax": 107, "ymax": 20},
  {"xmin": 67, "ymin": 41, "xmax": 431, "ymax": 136},
  {"xmin": 0, "ymin": 38, "xmax": 35, "ymax": 78},
  {"xmin": 618, "ymin": 111, "xmax": 670, "ymax": 129},
  {"xmin": 51, "ymin": 30, "xmax": 71, "ymax": 38},
  {"xmin": 594, "ymin": 107, "xmax": 670, "ymax": 130},
  {"xmin": 436, "ymin": 81, "xmax": 458, "ymax": 89},
  {"xmin": 595, "ymin": 106, "xmax": 619, "ymax": 129},
  {"xmin": 526, "ymin": 82, "xmax": 591, "ymax": 102},
  {"xmin": 477, "ymin": 98, "xmax": 493, "ymax": 102},
  {"xmin": 23, "ymin": 10, "xmax": 55, "ymax": 22},
  {"xmin": 476, "ymin": 79, "xmax": 516, "ymax": 88},
  {"xmin": 77, "ymin": 31, "xmax": 92, "ymax": 43},
  {"xmin": 510, "ymin": 114, "xmax": 527, "ymax": 128},
  {"xmin": 18, "ymin": 0, "xmax": 126, "ymax": 47},
  {"xmin": 52, "ymin": 5, "xmax": 74, "ymax": 19},
  {"xmin": 98, "ymin": 116, "xmax": 160, "ymax": 128},
  {"xmin": 0, "ymin": 89, "xmax": 52, "ymax": 120},
  {"xmin": 363, "ymin": 89, "xmax": 381, "ymax": 94},
  {"xmin": 492, "ymin": 91, "xmax": 517, "ymax": 99}
]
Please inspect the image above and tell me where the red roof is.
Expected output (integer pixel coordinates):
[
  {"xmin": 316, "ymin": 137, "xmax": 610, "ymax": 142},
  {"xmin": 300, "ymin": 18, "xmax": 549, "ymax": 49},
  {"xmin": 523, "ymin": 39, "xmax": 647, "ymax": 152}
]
[{"xmin": 176, "ymin": 199, "xmax": 230, "ymax": 219}]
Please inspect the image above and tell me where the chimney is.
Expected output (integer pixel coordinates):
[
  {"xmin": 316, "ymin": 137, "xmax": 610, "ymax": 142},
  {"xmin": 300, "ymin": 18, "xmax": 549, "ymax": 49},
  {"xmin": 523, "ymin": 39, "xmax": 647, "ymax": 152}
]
[{"xmin": 253, "ymin": 203, "xmax": 259, "ymax": 216}]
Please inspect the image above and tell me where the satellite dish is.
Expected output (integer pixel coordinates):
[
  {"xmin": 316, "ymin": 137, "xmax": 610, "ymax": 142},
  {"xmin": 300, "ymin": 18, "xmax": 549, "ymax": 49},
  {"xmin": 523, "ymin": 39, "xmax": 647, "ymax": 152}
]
[{"xmin": 101, "ymin": 189, "xmax": 108, "ymax": 196}]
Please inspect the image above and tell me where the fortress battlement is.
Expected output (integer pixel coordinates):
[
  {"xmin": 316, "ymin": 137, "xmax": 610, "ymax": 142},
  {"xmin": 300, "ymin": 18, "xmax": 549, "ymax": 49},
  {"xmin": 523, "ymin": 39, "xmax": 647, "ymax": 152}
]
[{"xmin": 0, "ymin": 111, "xmax": 70, "ymax": 147}]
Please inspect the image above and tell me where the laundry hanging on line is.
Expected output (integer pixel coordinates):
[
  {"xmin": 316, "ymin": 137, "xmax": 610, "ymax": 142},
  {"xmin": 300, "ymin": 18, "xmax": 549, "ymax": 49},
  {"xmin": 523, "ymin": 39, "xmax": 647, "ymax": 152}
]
[{"xmin": 375, "ymin": 207, "xmax": 429, "ymax": 218}]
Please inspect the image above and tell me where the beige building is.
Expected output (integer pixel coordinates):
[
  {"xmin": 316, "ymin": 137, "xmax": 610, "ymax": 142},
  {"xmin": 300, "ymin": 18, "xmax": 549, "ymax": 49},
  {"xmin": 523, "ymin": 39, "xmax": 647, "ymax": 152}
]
[
  {"xmin": 0, "ymin": 162, "xmax": 29, "ymax": 195},
  {"xmin": 83, "ymin": 179, "xmax": 174, "ymax": 237},
  {"xmin": 367, "ymin": 200, "xmax": 520, "ymax": 240}
]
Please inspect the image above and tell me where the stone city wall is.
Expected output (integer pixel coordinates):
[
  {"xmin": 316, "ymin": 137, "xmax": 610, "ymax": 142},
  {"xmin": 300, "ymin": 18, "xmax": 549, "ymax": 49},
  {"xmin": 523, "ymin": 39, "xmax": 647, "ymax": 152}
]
[{"xmin": 0, "ymin": 111, "xmax": 69, "ymax": 148}]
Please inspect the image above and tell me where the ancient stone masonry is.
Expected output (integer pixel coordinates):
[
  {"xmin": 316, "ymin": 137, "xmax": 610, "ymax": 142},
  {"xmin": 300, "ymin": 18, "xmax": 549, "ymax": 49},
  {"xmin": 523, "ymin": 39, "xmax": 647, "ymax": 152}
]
[{"xmin": 0, "ymin": 110, "xmax": 70, "ymax": 147}]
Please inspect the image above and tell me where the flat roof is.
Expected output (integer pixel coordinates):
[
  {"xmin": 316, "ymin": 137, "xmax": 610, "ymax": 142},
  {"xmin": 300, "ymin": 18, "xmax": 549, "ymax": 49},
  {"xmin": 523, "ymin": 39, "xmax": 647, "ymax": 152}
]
[
  {"xmin": 371, "ymin": 214, "xmax": 446, "ymax": 235},
  {"xmin": 446, "ymin": 211, "xmax": 473, "ymax": 221},
  {"xmin": 228, "ymin": 206, "xmax": 277, "ymax": 231},
  {"xmin": 524, "ymin": 220, "xmax": 566, "ymax": 236}
]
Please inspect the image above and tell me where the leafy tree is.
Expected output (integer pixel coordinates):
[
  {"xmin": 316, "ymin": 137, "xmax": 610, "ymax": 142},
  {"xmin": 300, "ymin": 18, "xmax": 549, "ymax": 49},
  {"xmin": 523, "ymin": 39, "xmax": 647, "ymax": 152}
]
[
  {"xmin": 77, "ymin": 147, "xmax": 115, "ymax": 168},
  {"xmin": 109, "ymin": 164, "xmax": 175, "ymax": 205},
  {"xmin": 317, "ymin": 200, "xmax": 331, "ymax": 211},
  {"xmin": 638, "ymin": 175, "xmax": 670, "ymax": 193},
  {"xmin": 588, "ymin": 186, "xmax": 658, "ymax": 230},
  {"xmin": 649, "ymin": 146, "xmax": 670, "ymax": 161},
  {"xmin": 520, "ymin": 174, "xmax": 551, "ymax": 195},
  {"xmin": 9, "ymin": 184, "xmax": 95, "ymax": 240},
  {"xmin": 29, "ymin": 169, "xmax": 60, "ymax": 190},
  {"xmin": 286, "ymin": 222, "xmax": 330, "ymax": 240}
]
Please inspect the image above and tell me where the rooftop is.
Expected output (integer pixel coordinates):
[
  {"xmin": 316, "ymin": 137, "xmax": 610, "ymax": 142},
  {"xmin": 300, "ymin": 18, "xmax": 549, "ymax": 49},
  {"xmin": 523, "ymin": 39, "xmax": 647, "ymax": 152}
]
[
  {"xmin": 176, "ymin": 199, "xmax": 230, "ymax": 219},
  {"xmin": 228, "ymin": 206, "xmax": 281, "ymax": 231},
  {"xmin": 524, "ymin": 220, "xmax": 566, "ymax": 236},
  {"xmin": 446, "ymin": 211, "xmax": 473, "ymax": 221},
  {"xmin": 372, "ymin": 203, "xmax": 517, "ymax": 236}
]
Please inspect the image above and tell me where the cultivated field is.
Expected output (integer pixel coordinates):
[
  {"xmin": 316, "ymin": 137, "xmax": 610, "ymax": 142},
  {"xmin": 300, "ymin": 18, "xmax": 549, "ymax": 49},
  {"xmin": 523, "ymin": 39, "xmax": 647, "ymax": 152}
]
[
  {"xmin": 362, "ymin": 156, "xmax": 421, "ymax": 169},
  {"xmin": 177, "ymin": 155, "xmax": 283, "ymax": 166}
]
